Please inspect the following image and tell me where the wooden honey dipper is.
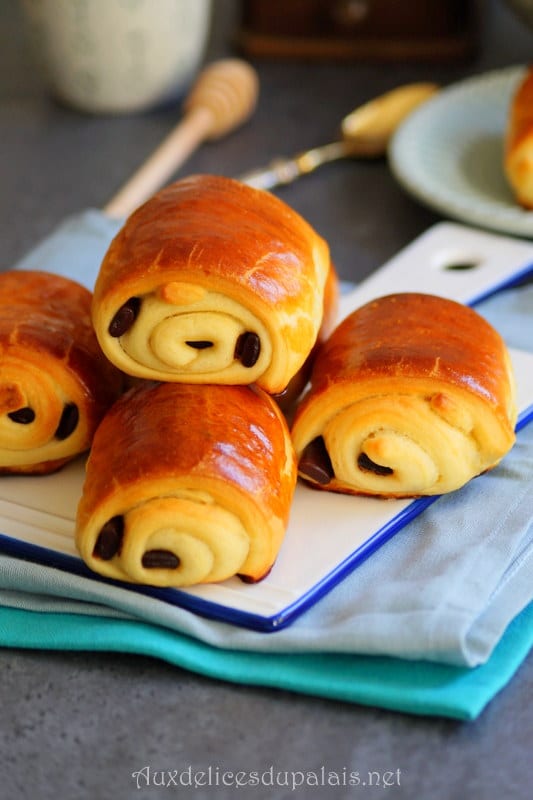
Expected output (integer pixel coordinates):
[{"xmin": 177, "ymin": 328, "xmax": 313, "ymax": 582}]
[{"xmin": 104, "ymin": 58, "xmax": 259, "ymax": 219}]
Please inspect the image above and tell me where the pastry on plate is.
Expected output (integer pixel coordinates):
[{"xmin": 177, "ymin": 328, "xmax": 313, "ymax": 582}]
[
  {"xmin": 76, "ymin": 380, "xmax": 297, "ymax": 587},
  {"xmin": 291, "ymin": 293, "xmax": 517, "ymax": 497},
  {"xmin": 0, "ymin": 270, "xmax": 124, "ymax": 474}
]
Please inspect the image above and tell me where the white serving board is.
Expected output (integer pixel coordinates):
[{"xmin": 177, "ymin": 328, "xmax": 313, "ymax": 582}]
[{"xmin": 1, "ymin": 222, "xmax": 532, "ymax": 630}]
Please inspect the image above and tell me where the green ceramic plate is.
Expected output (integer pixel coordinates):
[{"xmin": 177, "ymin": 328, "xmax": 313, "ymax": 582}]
[{"xmin": 389, "ymin": 66, "xmax": 533, "ymax": 239}]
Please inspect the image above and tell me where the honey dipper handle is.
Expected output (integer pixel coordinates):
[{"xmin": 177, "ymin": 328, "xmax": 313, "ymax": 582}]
[
  {"xmin": 104, "ymin": 59, "xmax": 259, "ymax": 219},
  {"xmin": 103, "ymin": 106, "xmax": 213, "ymax": 219}
]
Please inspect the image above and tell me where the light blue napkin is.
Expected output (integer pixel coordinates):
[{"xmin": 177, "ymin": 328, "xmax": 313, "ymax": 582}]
[
  {"xmin": 1, "ymin": 211, "xmax": 532, "ymax": 717},
  {"xmin": 14, "ymin": 209, "xmax": 123, "ymax": 289}
]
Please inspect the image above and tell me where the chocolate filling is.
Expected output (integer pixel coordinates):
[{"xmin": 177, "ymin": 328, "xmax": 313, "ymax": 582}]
[
  {"xmin": 357, "ymin": 451, "xmax": 393, "ymax": 476},
  {"xmin": 298, "ymin": 436, "xmax": 334, "ymax": 485},
  {"xmin": 55, "ymin": 403, "xmax": 79, "ymax": 440},
  {"xmin": 8, "ymin": 407, "xmax": 35, "ymax": 424},
  {"xmin": 234, "ymin": 332, "xmax": 261, "ymax": 367},
  {"xmin": 93, "ymin": 516, "xmax": 124, "ymax": 560},
  {"xmin": 142, "ymin": 549, "xmax": 180, "ymax": 569},
  {"xmin": 185, "ymin": 340, "xmax": 213, "ymax": 349},
  {"xmin": 108, "ymin": 297, "xmax": 141, "ymax": 337}
]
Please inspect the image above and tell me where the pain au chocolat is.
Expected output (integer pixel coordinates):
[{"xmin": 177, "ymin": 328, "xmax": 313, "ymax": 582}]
[
  {"xmin": 505, "ymin": 65, "xmax": 533, "ymax": 209},
  {"xmin": 91, "ymin": 174, "xmax": 334, "ymax": 395},
  {"xmin": 291, "ymin": 293, "xmax": 517, "ymax": 498},
  {"xmin": 76, "ymin": 380, "xmax": 297, "ymax": 587},
  {"xmin": 0, "ymin": 270, "xmax": 123, "ymax": 474}
]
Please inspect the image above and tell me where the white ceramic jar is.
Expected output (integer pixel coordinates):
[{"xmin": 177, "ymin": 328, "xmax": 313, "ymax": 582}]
[{"xmin": 19, "ymin": 0, "xmax": 212, "ymax": 114}]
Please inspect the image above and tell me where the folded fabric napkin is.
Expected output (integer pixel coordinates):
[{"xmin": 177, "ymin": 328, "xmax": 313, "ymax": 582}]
[
  {"xmin": 14, "ymin": 209, "xmax": 123, "ymax": 288},
  {"xmin": 1, "ymin": 211, "xmax": 532, "ymax": 718},
  {"xmin": 0, "ymin": 600, "xmax": 530, "ymax": 721}
]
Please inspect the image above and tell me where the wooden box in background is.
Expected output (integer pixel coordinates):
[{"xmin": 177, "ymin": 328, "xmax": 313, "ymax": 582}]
[{"xmin": 237, "ymin": 0, "xmax": 479, "ymax": 61}]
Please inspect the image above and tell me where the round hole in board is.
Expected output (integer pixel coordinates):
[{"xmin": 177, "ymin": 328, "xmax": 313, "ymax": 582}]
[{"xmin": 430, "ymin": 248, "xmax": 483, "ymax": 272}]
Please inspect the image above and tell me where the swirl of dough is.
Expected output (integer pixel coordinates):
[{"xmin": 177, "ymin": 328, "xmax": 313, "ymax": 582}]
[
  {"xmin": 110, "ymin": 291, "xmax": 273, "ymax": 385},
  {"xmin": 0, "ymin": 355, "xmax": 88, "ymax": 470},
  {"xmin": 79, "ymin": 489, "xmax": 250, "ymax": 587},
  {"xmin": 317, "ymin": 395, "xmax": 480, "ymax": 496}
]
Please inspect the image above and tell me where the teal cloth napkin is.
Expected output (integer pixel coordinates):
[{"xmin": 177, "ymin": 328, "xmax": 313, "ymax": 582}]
[
  {"xmin": 1, "ymin": 211, "xmax": 532, "ymax": 718},
  {"xmin": 0, "ymin": 600, "xmax": 531, "ymax": 720}
]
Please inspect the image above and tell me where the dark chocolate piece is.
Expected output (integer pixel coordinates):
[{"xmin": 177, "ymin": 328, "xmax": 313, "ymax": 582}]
[
  {"xmin": 298, "ymin": 436, "xmax": 334, "ymax": 485},
  {"xmin": 357, "ymin": 451, "xmax": 393, "ymax": 476},
  {"xmin": 141, "ymin": 549, "xmax": 180, "ymax": 569},
  {"xmin": 93, "ymin": 516, "xmax": 124, "ymax": 560},
  {"xmin": 234, "ymin": 332, "xmax": 261, "ymax": 367},
  {"xmin": 55, "ymin": 403, "xmax": 79, "ymax": 440},
  {"xmin": 7, "ymin": 407, "xmax": 35, "ymax": 424},
  {"xmin": 185, "ymin": 340, "xmax": 213, "ymax": 349},
  {"xmin": 108, "ymin": 297, "xmax": 141, "ymax": 337}
]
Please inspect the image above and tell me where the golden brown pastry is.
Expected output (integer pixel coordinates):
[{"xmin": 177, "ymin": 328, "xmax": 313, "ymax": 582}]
[
  {"xmin": 91, "ymin": 174, "xmax": 332, "ymax": 394},
  {"xmin": 505, "ymin": 65, "xmax": 533, "ymax": 209},
  {"xmin": 291, "ymin": 293, "xmax": 517, "ymax": 498},
  {"xmin": 76, "ymin": 381, "xmax": 297, "ymax": 587},
  {"xmin": 0, "ymin": 270, "xmax": 124, "ymax": 474}
]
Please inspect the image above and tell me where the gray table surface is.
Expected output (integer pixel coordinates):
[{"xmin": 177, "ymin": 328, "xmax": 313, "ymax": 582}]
[{"xmin": 1, "ymin": 1, "xmax": 532, "ymax": 798}]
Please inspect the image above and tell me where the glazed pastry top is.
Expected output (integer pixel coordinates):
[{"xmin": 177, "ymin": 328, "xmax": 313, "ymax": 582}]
[{"xmin": 303, "ymin": 293, "xmax": 516, "ymax": 427}]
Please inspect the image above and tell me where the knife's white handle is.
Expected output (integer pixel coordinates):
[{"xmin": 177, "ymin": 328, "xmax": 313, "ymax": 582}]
[{"xmin": 339, "ymin": 222, "xmax": 533, "ymax": 318}]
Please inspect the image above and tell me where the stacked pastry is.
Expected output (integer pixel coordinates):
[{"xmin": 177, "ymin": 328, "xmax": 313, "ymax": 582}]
[
  {"xmin": 91, "ymin": 173, "xmax": 339, "ymax": 390},
  {"xmin": 0, "ymin": 270, "xmax": 124, "ymax": 475},
  {"xmin": 74, "ymin": 175, "xmax": 517, "ymax": 590},
  {"xmin": 76, "ymin": 174, "xmax": 337, "ymax": 586}
]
